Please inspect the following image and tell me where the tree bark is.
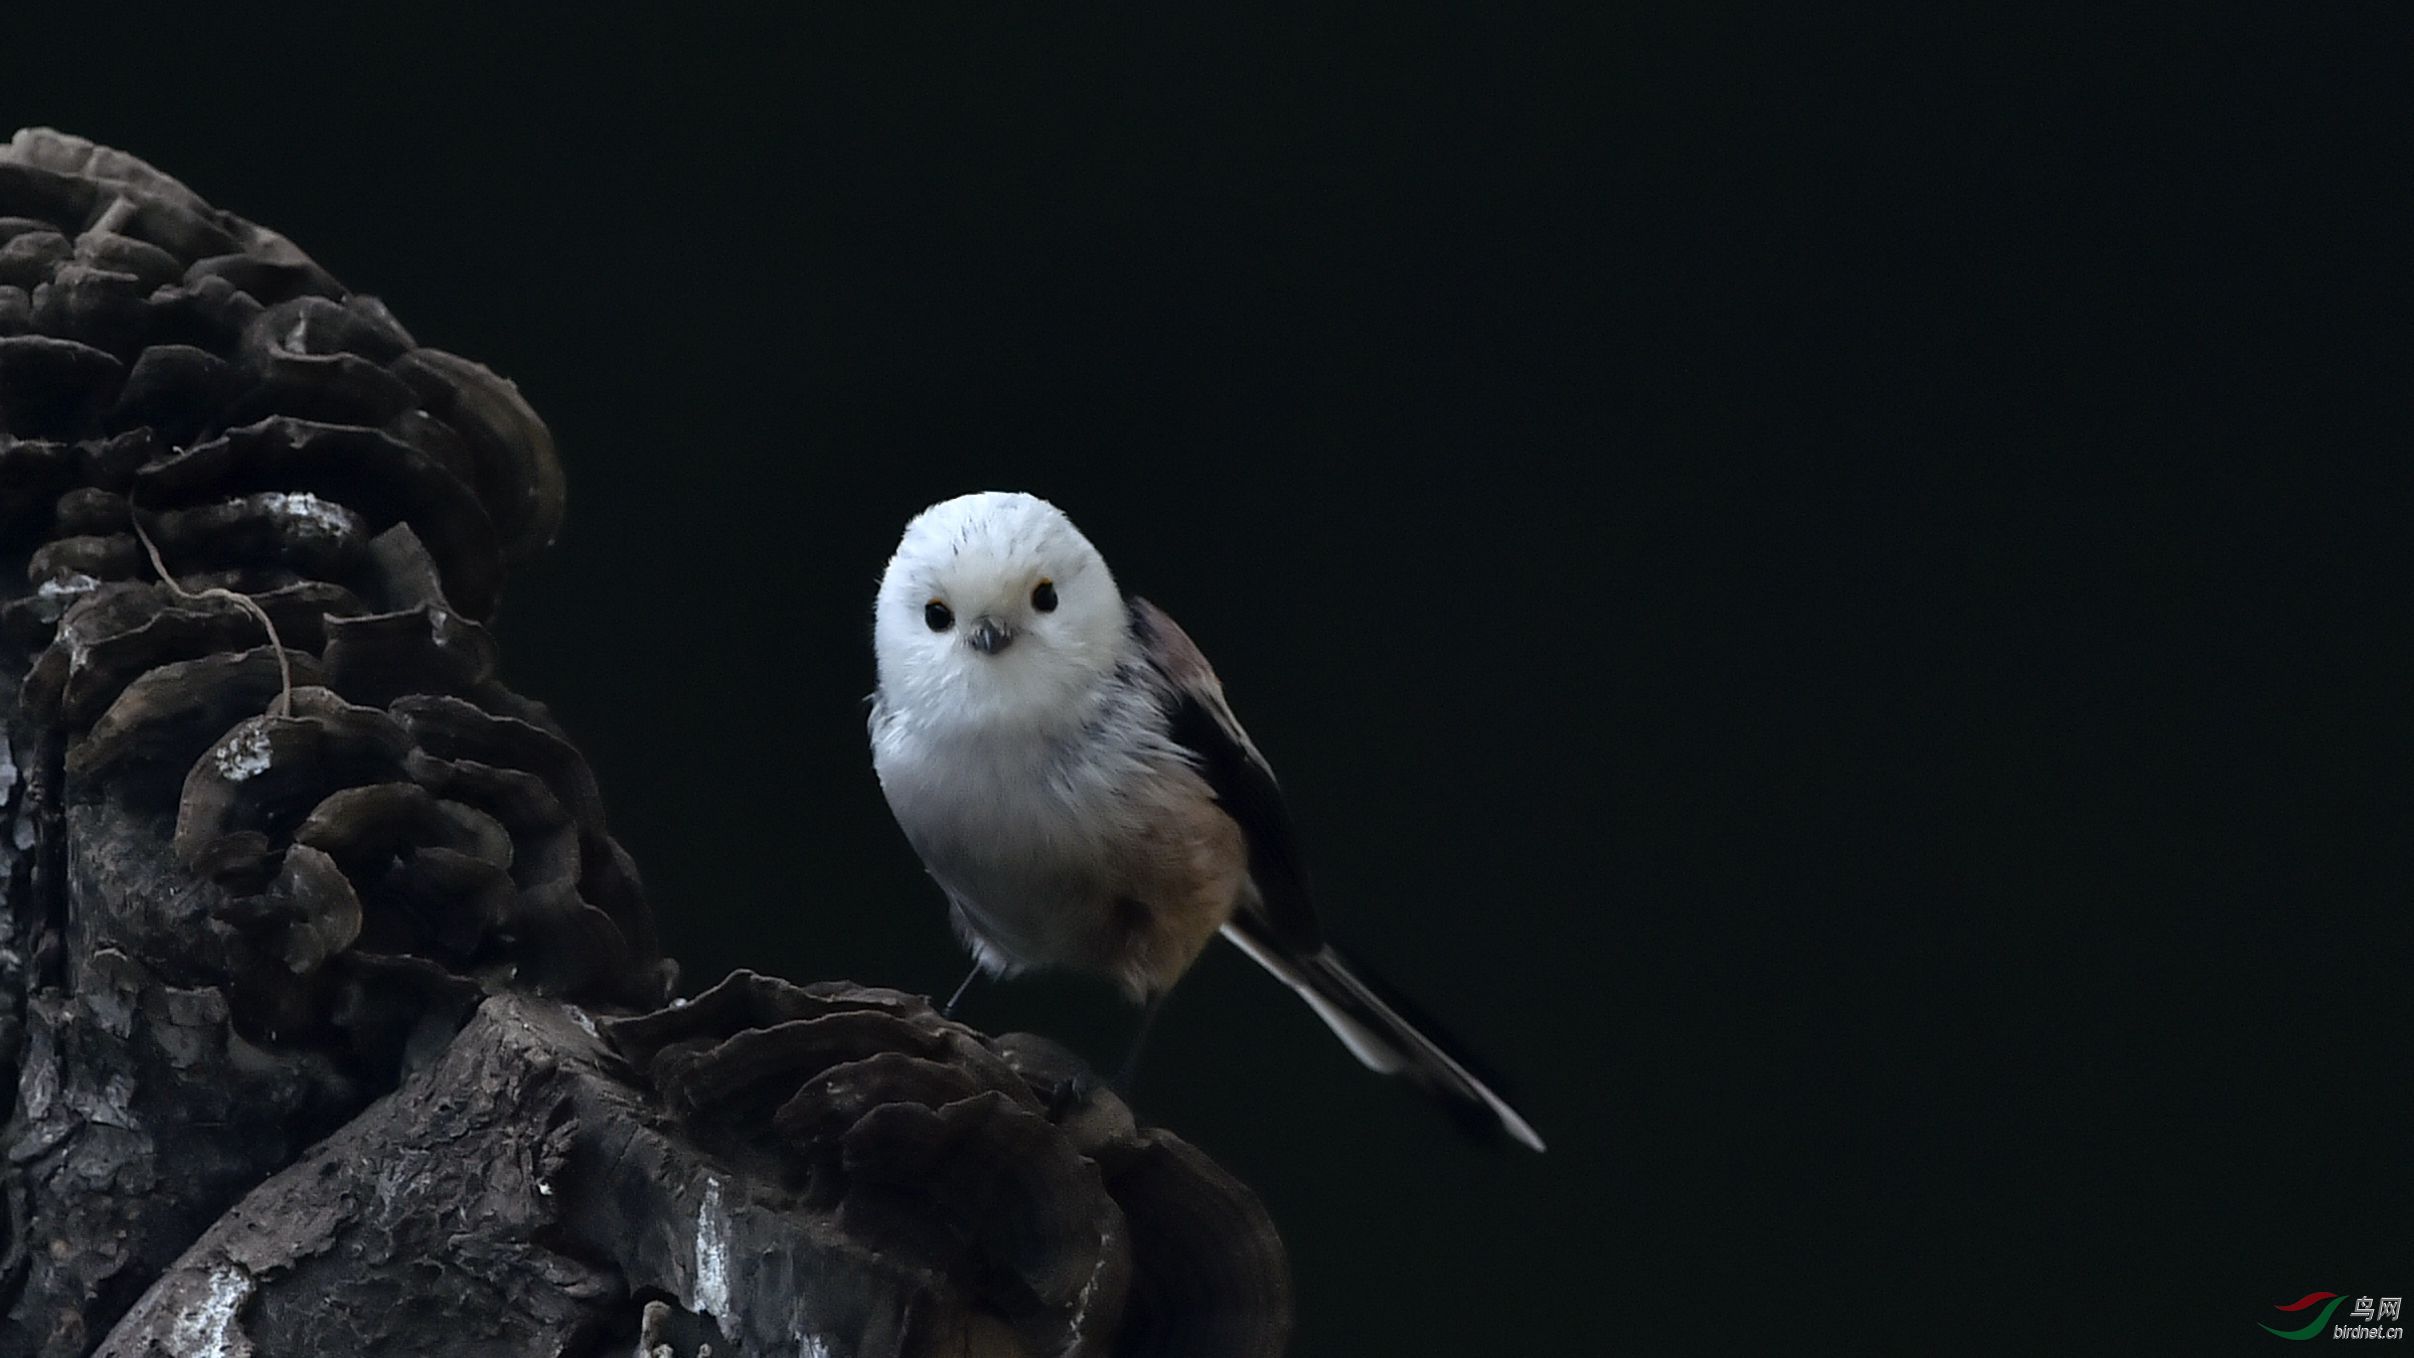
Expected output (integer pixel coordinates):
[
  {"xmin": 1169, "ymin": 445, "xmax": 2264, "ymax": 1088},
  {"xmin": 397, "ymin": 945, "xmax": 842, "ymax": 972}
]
[{"xmin": 0, "ymin": 129, "xmax": 1289, "ymax": 1358}]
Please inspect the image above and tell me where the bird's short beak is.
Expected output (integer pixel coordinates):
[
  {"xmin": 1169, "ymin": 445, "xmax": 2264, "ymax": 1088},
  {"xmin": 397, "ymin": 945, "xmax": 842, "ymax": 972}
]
[{"xmin": 967, "ymin": 617, "xmax": 1015, "ymax": 655}]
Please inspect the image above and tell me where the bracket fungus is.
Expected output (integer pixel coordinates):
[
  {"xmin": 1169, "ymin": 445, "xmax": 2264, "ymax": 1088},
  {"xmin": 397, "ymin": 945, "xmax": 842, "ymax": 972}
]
[
  {"xmin": 1, "ymin": 127, "xmax": 1291, "ymax": 1358},
  {"xmin": 606, "ymin": 972, "xmax": 1291, "ymax": 1358}
]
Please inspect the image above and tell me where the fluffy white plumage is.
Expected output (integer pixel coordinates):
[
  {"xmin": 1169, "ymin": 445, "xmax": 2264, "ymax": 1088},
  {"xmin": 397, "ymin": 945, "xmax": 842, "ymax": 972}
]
[
  {"xmin": 871, "ymin": 491, "xmax": 1132, "ymax": 732},
  {"xmin": 868, "ymin": 490, "xmax": 1545, "ymax": 1151},
  {"xmin": 870, "ymin": 492, "xmax": 1210, "ymax": 990}
]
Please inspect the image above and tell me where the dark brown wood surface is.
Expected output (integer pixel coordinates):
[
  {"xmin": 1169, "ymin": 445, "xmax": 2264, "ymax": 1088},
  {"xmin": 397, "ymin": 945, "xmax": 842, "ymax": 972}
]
[{"xmin": 0, "ymin": 129, "xmax": 1287, "ymax": 1358}]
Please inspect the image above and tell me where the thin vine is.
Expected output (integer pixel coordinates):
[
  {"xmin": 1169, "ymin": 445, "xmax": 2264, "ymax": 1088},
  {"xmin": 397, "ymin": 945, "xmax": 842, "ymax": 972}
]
[{"xmin": 124, "ymin": 493, "xmax": 297, "ymax": 719}]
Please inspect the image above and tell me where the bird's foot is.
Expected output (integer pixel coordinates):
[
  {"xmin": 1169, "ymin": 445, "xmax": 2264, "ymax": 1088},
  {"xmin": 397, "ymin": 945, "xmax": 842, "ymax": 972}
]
[{"xmin": 1046, "ymin": 1072, "xmax": 1099, "ymax": 1123}]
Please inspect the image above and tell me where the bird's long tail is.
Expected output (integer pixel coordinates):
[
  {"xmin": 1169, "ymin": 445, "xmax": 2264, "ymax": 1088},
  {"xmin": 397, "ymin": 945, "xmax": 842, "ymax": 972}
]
[{"xmin": 1220, "ymin": 920, "xmax": 1546, "ymax": 1152}]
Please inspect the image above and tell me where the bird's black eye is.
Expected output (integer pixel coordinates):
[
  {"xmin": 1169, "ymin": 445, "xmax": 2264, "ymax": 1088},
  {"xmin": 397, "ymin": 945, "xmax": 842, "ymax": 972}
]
[
  {"xmin": 1031, "ymin": 579, "xmax": 1058, "ymax": 612},
  {"xmin": 924, "ymin": 600, "xmax": 954, "ymax": 632}
]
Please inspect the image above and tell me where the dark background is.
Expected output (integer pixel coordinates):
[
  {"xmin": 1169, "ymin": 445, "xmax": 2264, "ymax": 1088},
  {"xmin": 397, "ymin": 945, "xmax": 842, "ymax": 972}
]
[{"xmin": 8, "ymin": 5, "xmax": 2404, "ymax": 1352}]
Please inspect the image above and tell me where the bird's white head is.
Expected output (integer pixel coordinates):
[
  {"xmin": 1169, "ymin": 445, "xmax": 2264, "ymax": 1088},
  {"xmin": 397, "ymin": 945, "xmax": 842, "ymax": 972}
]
[{"xmin": 874, "ymin": 491, "xmax": 1131, "ymax": 728}]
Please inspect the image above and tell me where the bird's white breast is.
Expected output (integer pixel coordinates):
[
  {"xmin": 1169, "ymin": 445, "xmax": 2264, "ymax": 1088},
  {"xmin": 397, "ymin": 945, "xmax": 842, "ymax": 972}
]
[{"xmin": 871, "ymin": 688, "xmax": 1178, "ymax": 972}]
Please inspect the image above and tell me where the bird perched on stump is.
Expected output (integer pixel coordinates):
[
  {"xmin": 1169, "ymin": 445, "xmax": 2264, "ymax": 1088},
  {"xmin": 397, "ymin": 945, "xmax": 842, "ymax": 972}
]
[{"xmin": 868, "ymin": 490, "xmax": 1544, "ymax": 1152}]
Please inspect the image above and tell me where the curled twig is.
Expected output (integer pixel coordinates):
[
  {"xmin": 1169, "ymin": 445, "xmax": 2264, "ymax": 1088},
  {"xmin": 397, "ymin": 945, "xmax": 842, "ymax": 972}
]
[{"xmin": 125, "ymin": 494, "xmax": 296, "ymax": 719}]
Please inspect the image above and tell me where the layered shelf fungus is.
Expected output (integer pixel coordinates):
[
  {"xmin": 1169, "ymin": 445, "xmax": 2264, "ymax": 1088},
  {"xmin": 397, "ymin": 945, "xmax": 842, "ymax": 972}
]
[
  {"xmin": 601, "ymin": 972, "xmax": 1293, "ymax": 1357},
  {"xmin": 0, "ymin": 128, "xmax": 662, "ymax": 1358},
  {"xmin": 1, "ymin": 128, "xmax": 1290, "ymax": 1358}
]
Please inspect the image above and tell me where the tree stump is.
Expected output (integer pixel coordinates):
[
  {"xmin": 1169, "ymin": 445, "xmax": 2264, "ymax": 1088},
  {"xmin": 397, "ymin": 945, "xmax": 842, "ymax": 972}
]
[{"xmin": 0, "ymin": 128, "xmax": 1290, "ymax": 1358}]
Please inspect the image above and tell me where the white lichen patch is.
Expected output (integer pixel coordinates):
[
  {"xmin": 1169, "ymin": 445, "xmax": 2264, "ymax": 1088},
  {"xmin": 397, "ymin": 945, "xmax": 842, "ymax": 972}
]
[
  {"xmin": 36, "ymin": 572, "xmax": 99, "ymax": 598},
  {"xmin": 258, "ymin": 491, "xmax": 359, "ymax": 541},
  {"xmin": 693, "ymin": 1176, "xmax": 732, "ymax": 1321},
  {"xmin": 33, "ymin": 572, "xmax": 99, "ymax": 623},
  {"xmin": 166, "ymin": 1262, "xmax": 254, "ymax": 1358},
  {"xmin": 214, "ymin": 725, "xmax": 275, "ymax": 781}
]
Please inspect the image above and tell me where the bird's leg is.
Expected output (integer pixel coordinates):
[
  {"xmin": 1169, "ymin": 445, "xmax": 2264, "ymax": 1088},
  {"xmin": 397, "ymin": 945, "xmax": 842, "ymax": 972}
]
[
  {"xmin": 940, "ymin": 961, "xmax": 984, "ymax": 1020},
  {"xmin": 1045, "ymin": 1070, "xmax": 1095, "ymax": 1122},
  {"xmin": 1113, "ymin": 992, "xmax": 1169, "ymax": 1094}
]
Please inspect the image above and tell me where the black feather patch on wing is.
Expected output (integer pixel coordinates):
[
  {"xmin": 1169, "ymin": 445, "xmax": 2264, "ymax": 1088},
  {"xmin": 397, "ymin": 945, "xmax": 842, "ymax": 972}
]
[{"xmin": 1129, "ymin": 598, "xmax": 1323, "ymax": 953}]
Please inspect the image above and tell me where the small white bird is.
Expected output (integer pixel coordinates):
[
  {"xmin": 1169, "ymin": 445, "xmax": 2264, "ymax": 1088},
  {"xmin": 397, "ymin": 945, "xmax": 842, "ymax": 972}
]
[{"xmin": 868, "ymin": 491, "xmax": 1544, "ymax": 1151}]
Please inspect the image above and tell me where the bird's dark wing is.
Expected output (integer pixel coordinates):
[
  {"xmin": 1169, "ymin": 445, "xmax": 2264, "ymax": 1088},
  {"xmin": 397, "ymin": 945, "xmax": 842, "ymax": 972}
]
[{"xmin": 1127, "ymin": 596, "xmax": 1323, "ymax": 953}]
